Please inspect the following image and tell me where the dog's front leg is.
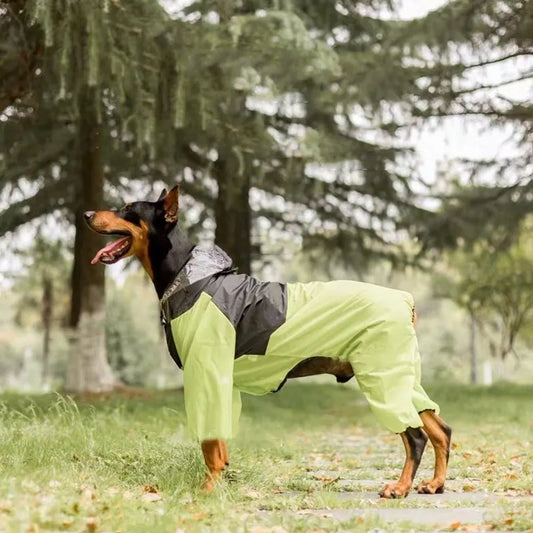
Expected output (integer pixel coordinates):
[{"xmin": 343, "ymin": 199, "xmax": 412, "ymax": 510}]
[{"xmin": 201, "ymin": 439, "xmax": 229, "ymax": 492}]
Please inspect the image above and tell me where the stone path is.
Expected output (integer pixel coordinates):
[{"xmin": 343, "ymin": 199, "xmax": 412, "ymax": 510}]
[
  {"xmin": 259, "ymin": 507, "xmax": 491, "ymax": 526},
  {"xmin": 257, "ymin": 431, "xmax": 532, "ymax": 530}
]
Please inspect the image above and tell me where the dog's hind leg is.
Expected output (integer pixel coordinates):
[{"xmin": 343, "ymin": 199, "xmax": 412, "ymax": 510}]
[
  {"xmin": 379, "ymin": 427, "xmax": 428, "ymax": 499},
  {"xmin": 201, "ymin": 439, "xmax": 229, "ymax": 492},
  {"xmin": 416, "ymin": 411, "xmax": 452, "ymax": 494}
]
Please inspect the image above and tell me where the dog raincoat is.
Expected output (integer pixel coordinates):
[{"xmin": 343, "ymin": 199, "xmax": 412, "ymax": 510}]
[{"xmin": 162, "ymin": 247, "xmax": 439, "ymax": 442}]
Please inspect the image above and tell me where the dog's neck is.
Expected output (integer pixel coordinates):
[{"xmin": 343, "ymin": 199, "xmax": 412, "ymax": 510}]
[{"xmin": 148, "ymin": 224, "xmax": 196, "ymax": 299}]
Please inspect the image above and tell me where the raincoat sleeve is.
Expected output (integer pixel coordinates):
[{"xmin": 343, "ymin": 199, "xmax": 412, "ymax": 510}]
[{"xmin": 171, "ymin": 293, "xmax": 239, "ymax": 441}]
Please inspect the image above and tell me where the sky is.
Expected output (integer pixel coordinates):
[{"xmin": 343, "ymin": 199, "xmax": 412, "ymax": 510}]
[{"xmin": 0, "ymin": 0, "xmax": 531, "ymax": 288}]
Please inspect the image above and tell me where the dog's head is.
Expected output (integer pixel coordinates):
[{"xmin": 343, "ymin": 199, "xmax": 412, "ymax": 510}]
[{"xmin": 84, "ymin": 186, "xmax": 179, "ymax": 277}]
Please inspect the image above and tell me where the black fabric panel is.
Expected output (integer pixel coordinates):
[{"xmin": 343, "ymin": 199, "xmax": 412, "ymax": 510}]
[{"xmin": 206, "ymin": 274, "xmax": 287, "ymax": 357}]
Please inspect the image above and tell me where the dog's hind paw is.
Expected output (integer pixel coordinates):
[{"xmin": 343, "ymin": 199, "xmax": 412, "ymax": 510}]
[
  {"xmin": 416, "ymin": 479, "xmax": 445, "ymax": 494},
  {"xmin": 379, "ymin": 482, "xmax": 411, "ymax": 499}
]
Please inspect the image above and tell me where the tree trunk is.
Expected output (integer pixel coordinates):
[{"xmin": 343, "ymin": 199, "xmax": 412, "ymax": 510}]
[
  {"xmin": 65, "ymin": 89, "xmax": 115, "ymax": 393},
  {"xmin": 214, "ymin": 157, "xmax": 252, "ymax": 274},
  {"xmin": 41, "ymin": 275, "xmax": 52, "ymax": 385},
  {"xmin": 469, "ymin": 312, "xmax": 477, "ymax": 384}
]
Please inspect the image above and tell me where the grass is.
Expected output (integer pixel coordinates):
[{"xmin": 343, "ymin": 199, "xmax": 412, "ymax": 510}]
[{"xmin": 0, "ymin": 382, "xmax": 532, "ymax": 532}]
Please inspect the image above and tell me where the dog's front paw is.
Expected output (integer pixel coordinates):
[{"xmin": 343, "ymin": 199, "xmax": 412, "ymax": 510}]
[
  {"xmin": 416, "ymin": 479, "xmax": 444, "ymax": 494},
  {"xmin": 379, "ymin": 482, "xmax": 411, "ymax": 499},
  {"xmin": 202, "ymin": 465, "xmax": 227, "ymax": 493},
  {"xmin": 202, "ymin": 473, "xmax": 219, "ymax": 493}
]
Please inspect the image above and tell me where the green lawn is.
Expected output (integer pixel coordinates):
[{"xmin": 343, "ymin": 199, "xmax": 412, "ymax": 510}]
[{"xmin": 0, "ymin": 382, "xmax": 532, "ymax": 532}]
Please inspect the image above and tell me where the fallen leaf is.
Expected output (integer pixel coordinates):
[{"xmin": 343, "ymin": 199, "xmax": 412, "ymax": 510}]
[
  {"xmin": 86, "ymin": 516, "xmax": 97, "ymax": 532},
  {"xmin": 311, "ymin": 474, "xmax": 340, "ymax": 485},
  {"xmin": 143, "ymin": 484, "xmax": 158, "ymax": 494},
  {"xmin": 450, "ymin": 521, "xmax": 461, "ymax": 530},
  {"xmin": 81, "ymin": 487, "xmax": 96, "ymax": 501}
]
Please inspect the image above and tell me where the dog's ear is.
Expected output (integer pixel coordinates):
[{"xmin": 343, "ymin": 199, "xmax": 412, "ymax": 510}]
[
  {"xmin": 162, "ymin": 186, "xmax": 179, "ymax": 223},
  {"xmin": 157, "ymin": 188, "xmax": 168, "ymax": 202}
]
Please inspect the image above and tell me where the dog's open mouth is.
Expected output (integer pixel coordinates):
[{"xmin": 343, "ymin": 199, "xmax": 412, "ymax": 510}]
[{"xmin": 91, "ymin": 234, "xmax": 132, "ymax": 265}]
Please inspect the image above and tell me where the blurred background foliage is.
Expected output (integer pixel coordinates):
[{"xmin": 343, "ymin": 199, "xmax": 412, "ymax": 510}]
[{"xmin": 0, "ymin": 0, "xmax": 531, "ymax": 391}]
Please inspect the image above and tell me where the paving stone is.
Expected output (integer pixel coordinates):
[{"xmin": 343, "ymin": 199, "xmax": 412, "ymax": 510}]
[
  {"xmin": 330, "ymin": 478, "xmax": 483, "ymax": 492},
  {"xmin": 310, "ymin": 491, "xmax": 511, "ymax": 503},
  {"xmin": 259, "ymin": 507, "xmax": 493, "ymax": 526},
  {"xmin": 307, "ymin": 478, "xmax": 380, "ymax": 490}
]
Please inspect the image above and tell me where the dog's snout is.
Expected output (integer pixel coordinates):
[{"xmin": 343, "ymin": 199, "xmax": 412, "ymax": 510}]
[{"xmin": 84, "ymin": 211, "xmax": 96, "ymax": 222}]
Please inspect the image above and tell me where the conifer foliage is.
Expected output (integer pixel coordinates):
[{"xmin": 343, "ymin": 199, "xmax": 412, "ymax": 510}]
[
  {"xmin": 398, "ymin": 0, "xmax": 532, "ymax": 251},
  {"xmin": 1, "ymin": 0, "xmax": 185, "ymax": 392}
]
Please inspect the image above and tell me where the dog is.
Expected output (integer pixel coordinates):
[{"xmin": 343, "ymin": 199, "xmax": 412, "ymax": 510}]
[{"xmin": 85, "ymin": 186, "xmax": 451, "ymax": 497}]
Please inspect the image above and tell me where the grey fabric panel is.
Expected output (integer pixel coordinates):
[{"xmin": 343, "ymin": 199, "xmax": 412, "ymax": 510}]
[
  {"xmin": 164, "ymin": 272, "xmax": 287, "ymax": 359},
  {"xmin": 163, "ymin": 275, "xmax": 215, "ymax": 321},
  {"xmin": 206, "ymin": 274, "xmax": 287, "ymax": 357}
]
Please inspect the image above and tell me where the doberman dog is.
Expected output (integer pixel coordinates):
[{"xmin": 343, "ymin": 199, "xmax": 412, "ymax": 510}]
[{"xmin": 85, "ymin": 186, "xmax": 451, "ymax": 497}]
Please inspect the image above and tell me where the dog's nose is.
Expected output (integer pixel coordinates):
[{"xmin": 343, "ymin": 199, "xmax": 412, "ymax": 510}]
[{"xmin": 84, "ymin": 211, "xmax": 95, "ymax": 222}]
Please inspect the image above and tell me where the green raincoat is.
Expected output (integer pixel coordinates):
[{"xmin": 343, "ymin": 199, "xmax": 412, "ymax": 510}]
[{"xmin": 162, "ymin": 247, "xmax": 439, "ymax": 442}]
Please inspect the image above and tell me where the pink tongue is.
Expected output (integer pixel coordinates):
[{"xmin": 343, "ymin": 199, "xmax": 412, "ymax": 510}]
[{"xmin": 91, "ymin": 237, "xmax": 130, "ymax": 264}]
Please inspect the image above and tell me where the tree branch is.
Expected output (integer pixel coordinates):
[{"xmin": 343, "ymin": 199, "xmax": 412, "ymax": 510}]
[{"xmin": 463, "ymin": 49, "xmax": 533, "ymax": 70}]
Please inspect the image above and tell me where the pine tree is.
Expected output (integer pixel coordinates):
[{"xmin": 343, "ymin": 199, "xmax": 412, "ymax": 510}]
[
  {"xmin": 167, "ymin": 1, "xmax": 532, "ymax": 274},
  {"xmin": 168, "ymin": 1, "xmax": 437, "ymax": 273},
  {"xmin": 396, "ymin": 0, "xmax": 532, "ymax": 251},
  {"xmin": 0, "ymin": 0, "xmax": 185, "ymax": 391}
]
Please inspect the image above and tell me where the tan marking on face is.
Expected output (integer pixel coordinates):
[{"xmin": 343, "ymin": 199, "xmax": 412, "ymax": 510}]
[
  {"xmin": 130, "ymin": 220, "xmax": 153, "ymax": 279},
  {"xmin": 88, "ymin": 211, "xmax": 154, "ymax": 279}
]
